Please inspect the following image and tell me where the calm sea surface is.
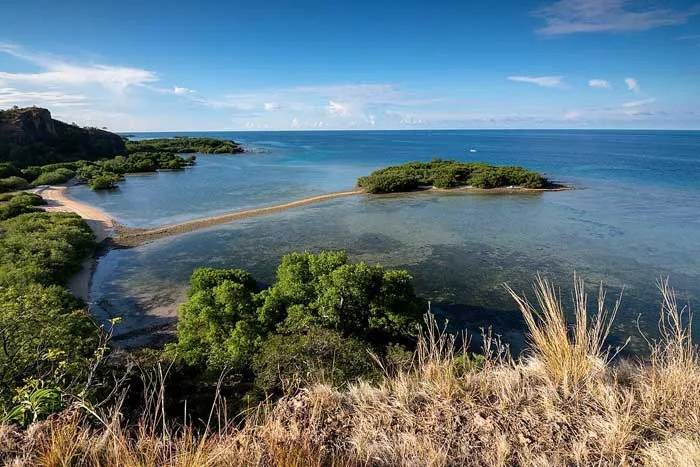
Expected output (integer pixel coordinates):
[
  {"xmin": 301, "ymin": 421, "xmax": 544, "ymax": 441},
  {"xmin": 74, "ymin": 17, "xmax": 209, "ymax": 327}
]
[{"xmin": 69, "ymin": 130, "xmax": 700, "ymax": 351}]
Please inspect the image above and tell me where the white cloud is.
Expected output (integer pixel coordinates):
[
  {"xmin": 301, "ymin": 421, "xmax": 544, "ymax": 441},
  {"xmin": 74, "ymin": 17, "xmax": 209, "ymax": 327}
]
[
  {"xmin": 563, "ymin": 111, "xmax": 582, "ymax": 121},
  {"xmin": 264, "ymin": 102, "xmax": 279, "ymax": 111},
  {"xmin": 0, "ymin": 87, "xmax": 88, "ymax": 107},
  {"xmin": 327, "ymin": 100, "xmax": 349, "ymax": 116},
  {"xmin": 173, "ymin": 86, "xmax": 194, "ymax": 95},
  {"xmin": 0, "ymin": 64, "xmax": 158, "ymax": 91},
  {"xmin": 589, "ymin": 79, "xmax": 611, "ymax": 88},
  {"xmin": 625, "ymin": 77, "xmax": 639, "ymax": 92},
  {"xmin": 622, "ymin": 98, "xmax": 655, "ymax": 108},
  {"xmin": 507, "ymin": 75, "xmax": 564, "ymax": 88},
  {"xmin": 535, "ymin": 0, "xmax": 700, "ymax": 35},
  {"xmin": 291, "ymin": 117, "xmax": 300, "ymax": 129}
]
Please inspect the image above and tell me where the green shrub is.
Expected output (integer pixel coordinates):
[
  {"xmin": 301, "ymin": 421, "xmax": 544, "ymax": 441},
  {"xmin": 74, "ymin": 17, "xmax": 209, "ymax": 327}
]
[
  {"xmin": 89, "ymin": 174, "xmax": 121, "ymax": 190},
  {"xmin": 31, "ymin": 168, "xmax": 75, "ymax": 186},
  {"xmin": 0, "ymin": 176, "xmax": 29, "ymax": 192},
  {"xmin": 168, "ymin": 251, "xmax": 424, "ymax": 402},
  {"xmin": 253, "ymin": 328, "xmax": 379, "ymax": 395},
  {"xmin": 0, "ymin": 163, "xmax": 22, "ymax": 179},
  {"xmin": 0, "ymin": 192, "xmax": 46, "ymax": 220},
  {"xmin": 20, "ymin": 166, "xmax": 42, "ymax": 182}
]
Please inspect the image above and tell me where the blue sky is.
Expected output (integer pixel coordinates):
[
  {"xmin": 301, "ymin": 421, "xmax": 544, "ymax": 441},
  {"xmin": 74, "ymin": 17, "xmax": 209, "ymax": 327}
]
[{"xmin": 1, "ymin": 0, "xmax": 699, "ymax": 131}]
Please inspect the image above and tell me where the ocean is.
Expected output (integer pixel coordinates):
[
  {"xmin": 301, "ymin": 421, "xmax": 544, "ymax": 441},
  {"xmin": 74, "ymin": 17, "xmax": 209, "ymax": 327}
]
[{"xmin": 69, "ymin": 130, "xmax": 700, "ymax": 351}]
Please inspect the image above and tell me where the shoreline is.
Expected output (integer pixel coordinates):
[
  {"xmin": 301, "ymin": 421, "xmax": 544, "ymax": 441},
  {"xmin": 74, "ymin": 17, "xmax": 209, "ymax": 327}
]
[
  {"xmin": 35, "ymin": 182, "xmax": 572, "ymax": 300},
  {"xmin": 34, "ymin": 185, "xmax": 115, "ymax": 301},
  {"xmin": 422, "ymin": 184, "xmax": 572, "ymax": 194}
]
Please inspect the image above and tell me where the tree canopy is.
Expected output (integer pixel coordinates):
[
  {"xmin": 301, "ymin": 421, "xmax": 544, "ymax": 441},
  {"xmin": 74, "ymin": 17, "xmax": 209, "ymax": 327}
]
[
  {"xmin": 125, "ymin": 137, "xmax": 244, "ymax": 155},
  {"xmin": 0, "ymin": 208, "xmax": 99, "ymax": 414},
  {"xmin": 357, "ymin": 159, "xmax": 555, "ymax": 193},
  {"xmin": 169, "ymin": 251, "xmax": 425, "ymax": 396}
]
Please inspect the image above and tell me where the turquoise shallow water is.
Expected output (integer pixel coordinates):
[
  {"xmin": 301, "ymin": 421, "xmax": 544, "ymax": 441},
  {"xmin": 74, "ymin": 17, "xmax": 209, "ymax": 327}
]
[{"xmin": 77, "ymin": 130, "xmax": 700, "ymax": 351}]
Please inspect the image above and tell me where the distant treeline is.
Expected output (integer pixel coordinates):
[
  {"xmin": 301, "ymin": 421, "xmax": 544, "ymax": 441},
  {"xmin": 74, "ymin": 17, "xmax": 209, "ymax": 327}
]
[
  {"xmin": 357, "ymin": 159, "xmax": 555, "ymax": 194},
  {"xmin": 0, "ymin": 137, "xmax": 246, "ymax": 192},
  {"xmin": 125, "ymin": 137, "xmax": 244, "ymax": 155}
]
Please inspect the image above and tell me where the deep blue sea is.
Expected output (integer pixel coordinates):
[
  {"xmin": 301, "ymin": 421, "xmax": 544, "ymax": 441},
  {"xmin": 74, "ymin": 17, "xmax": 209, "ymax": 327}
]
[{"xmin": 69, "ymin": 130, "xmax": 700, "ymax": 351}]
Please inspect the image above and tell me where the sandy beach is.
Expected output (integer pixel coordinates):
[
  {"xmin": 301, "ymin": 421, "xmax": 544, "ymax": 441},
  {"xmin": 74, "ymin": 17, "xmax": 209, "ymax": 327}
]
[
  {"xmin": 37, "ymin": 185, "xmax": 115, "ymax": 242},
  {"xmin": 35, "ymin": 185, "xmax": 116, "ymax": 301}
]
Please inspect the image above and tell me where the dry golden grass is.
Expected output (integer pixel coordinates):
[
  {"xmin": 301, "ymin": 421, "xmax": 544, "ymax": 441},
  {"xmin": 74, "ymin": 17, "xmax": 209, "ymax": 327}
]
[{"xmin": 1, "ymin": 276, "xmax": 698, "ymax": 466}]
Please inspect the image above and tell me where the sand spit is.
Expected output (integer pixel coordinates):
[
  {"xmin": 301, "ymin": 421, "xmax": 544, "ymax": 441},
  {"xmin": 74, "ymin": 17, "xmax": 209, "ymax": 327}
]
[{"xmin": 113, "ymin": 189, "xmax": 364, "ymax": 247}]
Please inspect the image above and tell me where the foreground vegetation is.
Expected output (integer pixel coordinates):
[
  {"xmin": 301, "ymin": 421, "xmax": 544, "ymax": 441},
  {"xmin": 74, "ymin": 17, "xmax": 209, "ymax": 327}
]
[
  {"xmin": 0, "ymin": 206, "xmax": 100, "ymax": 423},
  {"xmin": 358, "ymin": 159, "xmax": 556, "ymax": 193},
  {"xmin": 1, "ymin": 276, "xmax": 698, "ymax": 466},
  {"xmin": 168, "ymin": 251, "xmax": 424, "ymax": 402}
]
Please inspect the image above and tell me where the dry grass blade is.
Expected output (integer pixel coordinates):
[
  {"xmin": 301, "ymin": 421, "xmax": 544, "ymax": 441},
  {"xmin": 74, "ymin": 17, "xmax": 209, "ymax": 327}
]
[{"xmin": 505, "ymin": 273, "xmax": 620, "ymax": 394}]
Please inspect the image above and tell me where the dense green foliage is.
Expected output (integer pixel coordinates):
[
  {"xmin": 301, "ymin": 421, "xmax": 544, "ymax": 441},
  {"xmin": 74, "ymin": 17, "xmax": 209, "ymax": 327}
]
[
  {"xmin": 31, "ymin": 168, "xmax": 76, "ymax": 186},
  {"xmin": 0, "ymin": 209, "xmax": 99, "ymax": 416},
  {"xmin": 0, "ymin": 176, "xmax": 29, "ymax": 193},
  {"xmin": 0, "ymin": 192, "xmax": 45, "ymax": 221},
  {"xmin": 169, "ymin": 251, "xmax": 424, "ymax": 396},
  {"xmin": 252, "ymin": 328, "xmax": 379, "ymax": 394},
  {"xmin": 0, "ymin": 162, "xmax": 82, "ymax": 192},
  {"xmin": 76, "ymin": 151, "xmax": 195, "ymax": 190},
  {"xmin": 126, "ymin": 137, "xmax": 244, "ymax": 155},
  {"xmin": 357, "ymin": 159, "xmax": 553, "ymax": 193},
  {"xmin": 0, "ymin": 163, "xmax": 22, "ymax": 179},
  {"xmin": 88, "ymin": 174, "xmax": 121, "ymax": 190}
]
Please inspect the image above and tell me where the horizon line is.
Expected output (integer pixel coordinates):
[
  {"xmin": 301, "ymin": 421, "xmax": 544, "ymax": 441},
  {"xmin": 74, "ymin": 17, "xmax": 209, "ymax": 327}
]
[{"xmin": 117, "ymin": 127, "xmax": 700, "ymax": 133}]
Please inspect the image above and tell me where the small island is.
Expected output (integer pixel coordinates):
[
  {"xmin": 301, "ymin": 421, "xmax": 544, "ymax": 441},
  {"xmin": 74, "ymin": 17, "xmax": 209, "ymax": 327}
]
[
  {"xmin": 75, "ymin": 136, "xmax": 246, "ymax": 190},
  {"xmin": 357, "ymin": 158, "xmax": 565, "ymax": 194},
  {"xmin": 124, "ymin": 136, "xmax": 244, "ymax": 155}
]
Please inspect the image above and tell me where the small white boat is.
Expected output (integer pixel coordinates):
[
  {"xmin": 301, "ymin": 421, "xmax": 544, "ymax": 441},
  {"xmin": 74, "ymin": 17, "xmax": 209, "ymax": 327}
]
[{"xmin": 469, "ymin": 149, "xmax": 477, "ymax": 153}]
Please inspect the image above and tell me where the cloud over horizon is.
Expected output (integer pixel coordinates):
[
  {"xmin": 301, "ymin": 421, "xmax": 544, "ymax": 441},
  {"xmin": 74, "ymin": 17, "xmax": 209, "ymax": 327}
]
[
  {"xmin": 589, "ymin": 79, "xmax": 611, "ymax": 88},
  {"xmin": 0, "ymin": 42, "xmax": 696, "ymax": 131},
  {"xmin": 507, "ymin": 75, "xmax": 565, "ymax": 87}
]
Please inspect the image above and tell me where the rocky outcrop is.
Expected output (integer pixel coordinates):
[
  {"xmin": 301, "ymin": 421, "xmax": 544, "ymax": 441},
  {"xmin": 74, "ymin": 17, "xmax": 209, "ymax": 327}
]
[{"xmin": 0, "ymin": 107, "xmax": 126, "ymax": 166}]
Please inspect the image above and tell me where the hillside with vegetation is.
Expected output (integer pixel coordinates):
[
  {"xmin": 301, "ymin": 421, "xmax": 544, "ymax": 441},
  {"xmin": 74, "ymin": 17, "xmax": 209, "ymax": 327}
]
[
  {"xmin": 0, "ymin": 107, "xmax": 125, "ymax": 167},
  {"xmin": 358, "ymin": 159, "xmax": 558, "ymax": 193},
  {"xmin": 0, "ymin": 108, "xmax": 247, "ymax": 192}
]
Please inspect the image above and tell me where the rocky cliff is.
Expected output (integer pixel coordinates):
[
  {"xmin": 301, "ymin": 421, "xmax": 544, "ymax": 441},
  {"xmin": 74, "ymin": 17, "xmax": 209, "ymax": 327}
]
[{"xmin": 0, "ymin": 107, "xmax": 126, "ymax": 166}]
